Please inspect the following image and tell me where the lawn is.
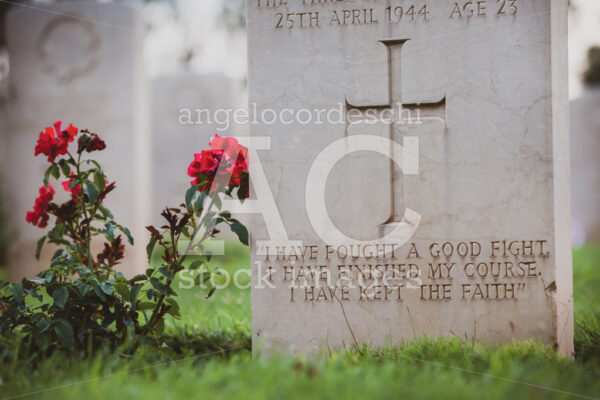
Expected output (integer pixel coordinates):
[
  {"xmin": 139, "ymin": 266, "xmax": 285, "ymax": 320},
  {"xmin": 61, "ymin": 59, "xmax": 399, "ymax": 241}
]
[{"xmin": 0, "ymin": 245, "xmax": 599, "ymax": 400}]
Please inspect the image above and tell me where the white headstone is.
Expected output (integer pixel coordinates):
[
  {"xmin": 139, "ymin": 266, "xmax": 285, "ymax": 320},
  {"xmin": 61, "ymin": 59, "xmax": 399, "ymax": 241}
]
[
  {"xmin": 247, "ymin": 0, "xmax": 573, "ymax": 356},
  {"xmin": 150, "ymin": 72, "xmax": 241, "ymax": 223},
  {"xmin": 2, "ymin": 0, "xmax": 149, "ymax": 279},
  {"xmin": 571, "ymin": 88, "xmax": 600, "ymax": 245}
]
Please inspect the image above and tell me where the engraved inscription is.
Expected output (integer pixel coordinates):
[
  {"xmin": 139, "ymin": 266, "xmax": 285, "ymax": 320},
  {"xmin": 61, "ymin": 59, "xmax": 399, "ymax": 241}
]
[
  {"xmin": 260, "ymin": 239, "xmax": 549, "ymax": 304},
  {"xmin": 262, "ymin": 0, "xmax": 520, "ymax": 30}
]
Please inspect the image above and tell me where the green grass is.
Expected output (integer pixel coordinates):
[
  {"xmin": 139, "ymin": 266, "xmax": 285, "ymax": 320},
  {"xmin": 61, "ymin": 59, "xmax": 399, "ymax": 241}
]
[
  {"xmin": 573, "ymin": 245, "xmax": 600, "ymax": 361},
  {"xmin": 0, "ymin": 245, "xmax": 599, "ymax": 400},
  {"xmin": 160, "ymin": 241, "xmax": 251, "ymax": 354},
  {"xmin": 2, "ymin": 339, "xmax": 600, "ymax": 400}
]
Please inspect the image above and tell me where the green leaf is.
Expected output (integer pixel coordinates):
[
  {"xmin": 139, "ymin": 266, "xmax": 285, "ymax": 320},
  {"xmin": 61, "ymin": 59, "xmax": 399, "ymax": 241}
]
[
  {"xmin": 185, "ymin": 185, "xmax": 200, "ymax": 210},
  {"xmin": 146, "ymin": 237, "xmax": 157, "ymax": 264},
  {"xmin": 38, "ymin": 319, "xmax": 51, "ymax": 333},
  {"xmin": 206, "ymin": 285, "xmax": 217, "ymax": 299},
  {"xmin": 99, "ymin": 282, "xmax": 115, "ymax": 295},
  {"xmin": 35, "ymin": 236, "xmax": 47, "ymax": 261},
  {"xmin": 59, "ymin": 159, "xmax": 71, "ymax": 177},
  {"xmin": 78, "ymin": 284, "xmax": 91, "ymax": 297},
  {"xmin": 98, "ymin": 206, "xmax": 114, "ymax": 220},
  {"xmin": 92, "ymin": 285, "xmax": 106, "ymax": 301},
  {"xmin": 194, "ymin": 192, "xmax": 207, "ymax": 215},
  {"xmin": 118, "ymin": 225, "xmax": 134, "ymax": 245},
  {"xmin": 9, "ymin": 283, "xmax": 25, "ymax": 305},
  {"xmin": 53, "ymin": 319, "xmax": 74, "ymax": 348},
  {"xmin": 164, "ymin": 298, "xmax": 180, "ymax": 318},
  {"xmin": 44, "ymin": 270, "xmax": 55, "ymax": 284},
  {"xmin": 137, "ymin": 301, "xmax": 155, "ymax": 310},
  {"xmin": 166, "ymin": 304, "xmax": 181, "ymax": 319},
  {"xmin": 158, "ymin": 267, "xmax": 174, "ymax": 281},
  {"xmin": 130, "ymin": 284, "xmax": 143, "ymax": 304},
  {"xmin": 86, "ymin": 275, "xmax": 99, "ymax": 285},
  {"xmin": 47, "ymin": 223, "xmax": 67, "ymax": 244},
  {"xmin": 43, "ymin": 164, "xmax": 60, "ymax": 186},
  {"xmin": 150, "ymin": 278, "xmax": 166, "ymax": 296},
  {"xmin": 146, "ymin": 288, "xmax": 155, "ymax": 300},
  {"xmin": 164, "ymin": 297, "xmax": 178, "ymax": 306},
  {"xmin": 230, "ymin": 221, "xmax": 249, "ymax": 246},
  {"xmin": 188, "ymin": 260, "xmax": 205, "ymax": 270},
  {"xmin": 114, "ymin": 283, "xmax": 129, "ymax": 299},
  {"xmin": 53, "ymin": 287, "xmax": 68, "ymax": 309},
  {"xmin": 102, "ymin": 222, "xmax": 117, "ymax": 241},
  {"xmin": 86, "ymin": 159, "xmax": 103, "ymax": 170},
  {"xmin": 83, "ymin": 182, "xmax": 99, "ymax": 203},
  {"xmin": 94, "ymin": 172, "xmax": 106, "ymax": 192},
  {"xmin": 130, "ymin": 274, "xmax": 147, "ymax": 283}
]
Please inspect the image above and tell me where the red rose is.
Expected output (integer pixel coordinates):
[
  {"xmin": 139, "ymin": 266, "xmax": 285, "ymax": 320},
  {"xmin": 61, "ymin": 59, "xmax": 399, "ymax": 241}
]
[
  {"xmin": 62, "ymin": 122, "xmax": 78, "ymax": 143},
  {"xmin": 34, "ymin": 121, "xmax": 78, "ymax": 163},
  {"xmin": 188, "ymin": 136, "xmax": 249, "ymax": 194},
  {"xmin": 209, "ymin": 135, "xmax": 245, "ymax": 157},
  {"xmin": 188, "ymin": 150, "xmax": 228, "ymax": 192},
  {"xmin": 188, "ymin": 150, "xmax": 222, "ymax": 177},
  {"xmin": 210, "ymin": 135, "xmax": 248, "ymax": 165},
  {"xmin": 208, "ymin": 135, "xmax": 249, "ymax": 185},
  {"xmin": 26, "ymin": 184, "xmax": 55, "ymax": 228}
]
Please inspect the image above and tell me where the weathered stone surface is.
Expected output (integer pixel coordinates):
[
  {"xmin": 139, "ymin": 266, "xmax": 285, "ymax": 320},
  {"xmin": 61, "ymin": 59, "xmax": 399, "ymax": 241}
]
[{"xmin": 247, "ymin": 0, "xmax": 573, "ymax": 356}]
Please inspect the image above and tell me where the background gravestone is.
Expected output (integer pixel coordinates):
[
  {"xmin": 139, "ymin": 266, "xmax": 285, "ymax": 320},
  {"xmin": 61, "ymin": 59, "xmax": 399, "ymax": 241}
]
[
  {"xmin": 247, "ymin": 0, "xmax": 573, "ymax": 356},
  {"xmin": 2, "ymin": 0, "xmax": 150, "ymax": 279},
  {"xmin": 150, "ymin": 72, "xmax": 242, "ymax": 225},
  {"xmin": 571, "ymin": 88, "xmax": 600, "ymax": 244}
]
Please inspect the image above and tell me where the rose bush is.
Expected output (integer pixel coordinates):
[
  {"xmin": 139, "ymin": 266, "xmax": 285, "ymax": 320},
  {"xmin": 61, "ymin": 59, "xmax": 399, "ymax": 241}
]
[{"xmin": 0, "ymin": 123, "xmax": 249, "ymax": 357}]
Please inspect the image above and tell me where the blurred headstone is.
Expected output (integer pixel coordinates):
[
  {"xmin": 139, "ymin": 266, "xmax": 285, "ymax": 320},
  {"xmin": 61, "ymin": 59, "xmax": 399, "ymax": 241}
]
[
  {"xmin": 150, "ymin": 72, "xmax": 242, "ymax": 223},
  {"xmin": 571, "ymin": 88, "xmax": 600, "ymax": 244},
  {"xmin": 2, "ymin": 0, "xmax": 150, "ymax": 279}
]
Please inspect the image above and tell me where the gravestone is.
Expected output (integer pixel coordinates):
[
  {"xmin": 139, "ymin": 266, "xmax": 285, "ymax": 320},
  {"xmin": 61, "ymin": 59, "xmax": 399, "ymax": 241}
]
[
  {"xmin": 151, "ymin": 72, "xmax": 242, "ymax": 224},
  {"xmin": 2, "ymin": 0, "xmax": 149, "ymax": 279},
  {"xmin": 571, "ymin": 88, "xmax": 600, "ymax": 244},
  {"xmin": 247, "ymin": 0, "xmax": 573, "ymax": 356}
]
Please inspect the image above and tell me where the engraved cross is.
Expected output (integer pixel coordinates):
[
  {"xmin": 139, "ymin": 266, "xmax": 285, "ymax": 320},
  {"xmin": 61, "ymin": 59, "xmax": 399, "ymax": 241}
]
[{"xmin": 345, "ymin": 38, "xmax": 446, "ymax": 224}]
